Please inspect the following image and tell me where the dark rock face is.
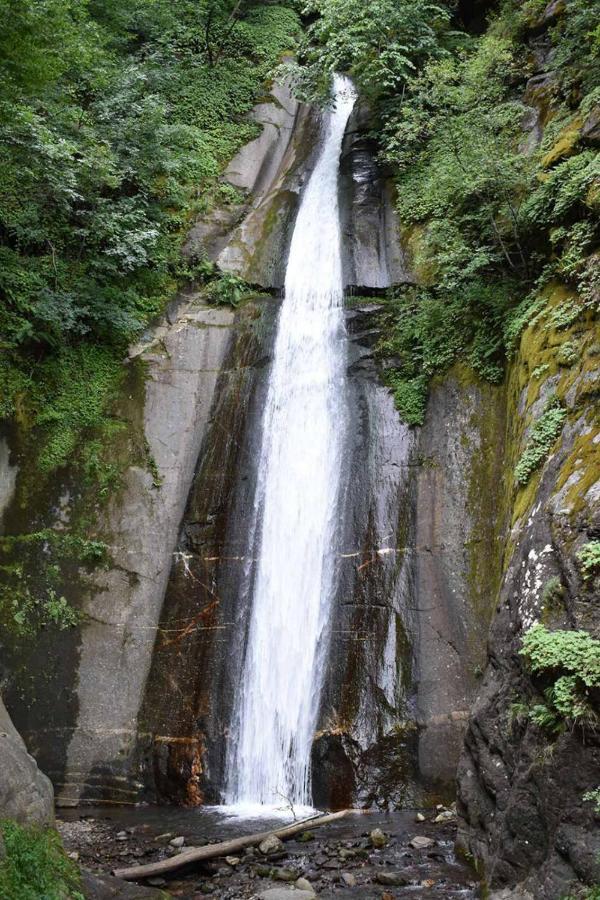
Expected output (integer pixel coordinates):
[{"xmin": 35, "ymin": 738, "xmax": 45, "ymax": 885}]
[
  {"xmin": 339, "ymin": 102, "xmax": 413, "ymax": 290},
  {"xmin": 581, "ymin": 106, "xmax": 600, "ymax": 145},
  {"xmin": 456, "ymin": 305, "xmax": 600, "ymax": 899}
]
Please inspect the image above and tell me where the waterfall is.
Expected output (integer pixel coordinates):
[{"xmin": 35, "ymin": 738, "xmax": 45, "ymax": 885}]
[{"xmin": 224, "ymin": 75, "xmax": 357, "ymax": 812}]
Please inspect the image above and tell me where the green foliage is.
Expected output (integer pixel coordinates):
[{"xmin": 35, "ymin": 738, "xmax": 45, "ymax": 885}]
[
  {"xmin": 577, "ymin": 541, "xmax": 600, "ymax": 581},
  {"xmin": 205, "ymin": 271, "xmax": 253, "ymax": 307},
  {"xmin": 557, "ymin": 340, "xmax": 579, "ymax": 366},
  {"xmin": 0, "ymin": 0, "xmax": 300, "ymax": 429},
  {"xmin": 378, "ymin": 277, "xmax": 512, "ymax": 422},
  {"xmin": 514, "ymin": 398, "xmax": 567, "ymax": 485},
  {"xmin": 532, "ymin": 363, "xmax": 550, "ymax": 379},
  {"xmin": 298, "ymin": 0, "xmax": 600, "ymax": 417},
  {"xmin": 0, "ymin": 531, "xmax": 108, "ymax": 635},
  {"xmin": 561, "ymin": 888, "xmax": 600, "ymax": 900},
  {"xmin": 0, "ymin": 820, "xmax": 83, "ymax": 900},
  {"xmin": 529, "ymin": 701, "xmax": 563, "ymax": 734},
  {"xmin": 507, "ymin": 700, "xmax": 530, "ymax": 729},
  {"xmin": 583, "ymin": 787, "xmax": 600, "ymax": 815},
  {"xmin": 520, "ymin": 624, "xmax": 600, "ymax": 729},
  {"xmin": 287, "ymin": 0, "xmax": 451, "ymax": 102},
  {"xmin": 385, "ymin": 373, "xmax": 429, "ymax": 426}
]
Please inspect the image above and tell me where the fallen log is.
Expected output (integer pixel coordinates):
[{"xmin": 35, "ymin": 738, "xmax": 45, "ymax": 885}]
[{"xmin": 113, "ymin": 809, "xmax": 351, "ymax": 881}]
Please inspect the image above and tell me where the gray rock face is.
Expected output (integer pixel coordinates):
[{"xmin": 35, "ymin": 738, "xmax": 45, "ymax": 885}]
[
  {"xmin": 413, "ymin": 371, "xmax": 506, "ymax": 785},
  {"xmin": 581, "ymin": 106, "xmax": 600, "ymax": 144},
  {"xmin": 132, "ymin": 320, "xmax": 499, "ymax": 809},
  {"xmin": 58, "ymin": 300, "xmax": 234, "ymax": 806},
  {"xmin": 135, "ymin": 296, "xmax": 278, "ymax": 802},
  {"xmin": 313, "ymin": 311, "xmax": 504, "ymax": 807},
  {"xmin": 339, "ymin": 102, "xmax": 412, "ymax": 289},
  {"xmin": 0, "ymin": 697, "xmax": 54, "ymax": 826}
]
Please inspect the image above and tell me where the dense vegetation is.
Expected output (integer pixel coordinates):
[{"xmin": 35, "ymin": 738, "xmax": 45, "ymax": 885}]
[
  {"xmin": 0, "ymin": 820, "xmax": 82, "ymax": 900},
  {"xmin": 0, "ymin": 0, "xmax": 300, "ymax": 464},
  {"xmin": 289, "ymin": 0, "xmax": 599, "ymax": 423}
]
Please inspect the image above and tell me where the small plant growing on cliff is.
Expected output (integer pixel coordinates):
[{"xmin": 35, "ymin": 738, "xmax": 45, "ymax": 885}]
[
  {"xmin": 205, "ymin": 272, "xmax": 251, "ymax": 308},
  {"xmin": 557, "ymin": 340, "xmax": 579, "ymax": 367},
  {"xmin": 577, "ymin": 541, "xmax": 600, "ymax": 581},
  {"xmin": 583, "ymin": 787, "xmax": 600, "ymax": 815},
  {"xmin": 531, "ymin": 363, "xmax": 550, "ymax": 379},
  {"xmin": 520, "ymin": 624, "xmax": 600, "ymax": 729},
  {"xmin": 507, "ymin": 700, "xmax": 530, "ymax": 731},
  {"xmin": 514, "ymin": 398, "xmax": 567, "ymax": 485},
  {"xmin": 386, "ymin": 373, "xmax": 428, "ymax": 426}
]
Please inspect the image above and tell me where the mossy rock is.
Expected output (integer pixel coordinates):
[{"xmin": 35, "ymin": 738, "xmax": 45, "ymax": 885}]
[{"xmin": 541, "ymin": 116, "xmax": 583, "ymax": 168}]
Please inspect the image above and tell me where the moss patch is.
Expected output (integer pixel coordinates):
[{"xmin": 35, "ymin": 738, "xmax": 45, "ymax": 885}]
[{"xmin": 541, "ymin": 116, "xmax": 583, "ymax": 168}]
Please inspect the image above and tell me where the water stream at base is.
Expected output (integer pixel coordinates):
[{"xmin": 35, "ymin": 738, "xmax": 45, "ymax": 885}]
[{"xmin": 223, "ymin": 75, "xmax": 357, "ymax": 814}]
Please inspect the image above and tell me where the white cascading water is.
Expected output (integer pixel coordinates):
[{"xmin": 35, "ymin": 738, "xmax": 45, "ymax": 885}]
[{"xmin": 224, "ymin": 75, "xmax": 357, "ymax": 813}]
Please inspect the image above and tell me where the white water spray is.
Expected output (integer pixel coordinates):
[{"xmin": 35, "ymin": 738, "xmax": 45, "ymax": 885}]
[{"xmin": 224, "ymin": 75, "xmax": 356, "ymax": 812}]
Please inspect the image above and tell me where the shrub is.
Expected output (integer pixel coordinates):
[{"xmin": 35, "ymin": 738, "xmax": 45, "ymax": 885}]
[
  {"xmin": 557, "ymin": 341, "xmax": 579, "ymax": 366},
  {"xmin": 205, "ymin": 272, "xmax": 252, "ymax": 308},
  {"xmin": 577, "ymin": 541, "xmax": 600, "ymax": 581},
  {"xmin": 520, "ymin": 624, "xmax": 600, "ymax": 729}
]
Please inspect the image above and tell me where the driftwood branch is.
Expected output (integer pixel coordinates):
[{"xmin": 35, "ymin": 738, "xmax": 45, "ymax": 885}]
[{"xmin": 113, "ymin": 809, "xmax": 351, "ymax": 881}]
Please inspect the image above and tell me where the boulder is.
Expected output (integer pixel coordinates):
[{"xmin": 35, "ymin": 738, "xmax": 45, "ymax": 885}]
[
  {"xmin": 376, "ymin": 871, "xmax": 410, "ymax": 886},
  {"xmin": 369, "ymin": 828, "xmax": 387, "ymax": 849},
  {"xmin": 0, "ymin": 697, "xmax": 54, "ymax": 826},
  {"xmin": 258, "ymin": 833, "xmax": 284, "ymax": 856},
  {"xmin": 409, "ymin": 835, "xmax": 434, "ymax": 850}
]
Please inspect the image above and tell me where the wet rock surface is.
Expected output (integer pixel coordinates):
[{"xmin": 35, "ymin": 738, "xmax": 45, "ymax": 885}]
[{"xmin": 58, "ymin": 807, "xmax": 480, "ymax": 899}]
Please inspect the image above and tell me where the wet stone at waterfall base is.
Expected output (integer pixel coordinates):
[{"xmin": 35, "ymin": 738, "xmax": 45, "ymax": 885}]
[{"xmin": 58, "ymin": 805, "xmax": 480, "ymax": 898}]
